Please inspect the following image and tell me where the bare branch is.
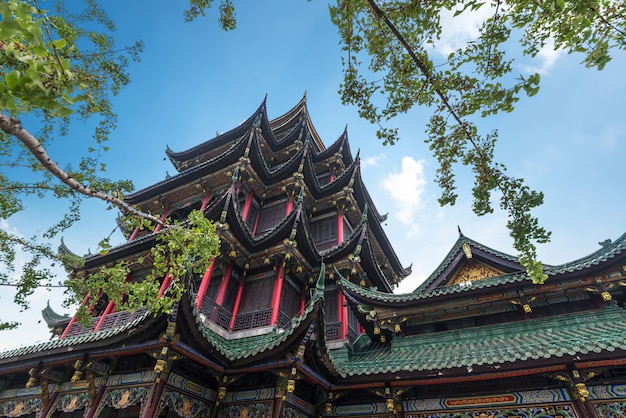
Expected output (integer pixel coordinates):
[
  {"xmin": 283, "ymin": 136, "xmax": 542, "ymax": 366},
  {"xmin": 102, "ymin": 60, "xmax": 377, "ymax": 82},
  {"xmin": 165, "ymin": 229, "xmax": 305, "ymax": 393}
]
[{"xmin": 0, "ymin": 112, "xmax": 164, "ymax": 226}]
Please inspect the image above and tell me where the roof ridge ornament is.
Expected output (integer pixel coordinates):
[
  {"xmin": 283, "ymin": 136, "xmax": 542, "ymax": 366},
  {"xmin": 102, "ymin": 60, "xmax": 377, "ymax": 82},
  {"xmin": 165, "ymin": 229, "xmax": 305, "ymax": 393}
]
[
  {"xmin": 462, "ymin": 242, "xmax": 473, "ymax": 259},
  {"xmin": 315, "ymin": 263, "xmax": 326, "ymax": 295}
]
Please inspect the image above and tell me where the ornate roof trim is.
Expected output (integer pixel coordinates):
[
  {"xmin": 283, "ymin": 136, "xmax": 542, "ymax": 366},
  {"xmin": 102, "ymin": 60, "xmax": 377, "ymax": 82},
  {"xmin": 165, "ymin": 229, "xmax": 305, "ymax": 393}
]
[
  {"xmin": 0, "ymin": 309, "xmax": 154, "ymax": 362},
  {"xmin": 330, "ymin": 303, "xmax": 626, "ymax": 377},
  {"xmin": 124, "ymin": 130, "xmax": 250, "ymax": 205},
  {"xmin": 165, "ymin": 99, "xmax": 266, "ymax": 165},
  {"xmin": 416, "ymin": 235, "xmax": 525, "ymax": 293},
  {"xmin": 41, "ymin": 301, "xmax": 70, "ymax": 328},
  {"xmin": 188, "ymin": 266, "xmax": 327, "ymax": 364},
  {"xmin": 415, "ymin": 232, "xmax": 626, "ymax": 294}
]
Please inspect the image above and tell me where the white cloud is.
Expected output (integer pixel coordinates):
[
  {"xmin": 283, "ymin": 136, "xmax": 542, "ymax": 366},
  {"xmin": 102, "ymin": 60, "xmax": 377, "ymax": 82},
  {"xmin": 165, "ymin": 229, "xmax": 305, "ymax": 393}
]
[
  {"xmin": 435, "ymin": 7, "xmax": 494, "ymax": 57},
  {"xmin": 598, "ymin": 126, "xmax": 623, "ymax": 151},
  {"xmin": 521, "ymin": 41, "xmax": 563, "ymax": 75},
  {"xmin": 381, "ymin": 157, "xmax": 427, "ymax": 237},
  {"xmin": 0, "ymin": 220, "xmax": 70, "ymax": 350},
  {"xmin": 435, "ymin": 8, "xmax": 563, "ymax": 75},
  {"xmin": 361, "ymin": 153, "xmax": 386, "ymax": 168}
]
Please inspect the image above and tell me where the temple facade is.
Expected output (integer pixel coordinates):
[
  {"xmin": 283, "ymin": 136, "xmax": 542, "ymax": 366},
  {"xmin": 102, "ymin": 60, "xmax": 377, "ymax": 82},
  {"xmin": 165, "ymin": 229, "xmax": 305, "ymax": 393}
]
[{"xmin": 1, "ymin": 96, "xmax": 626, "ymax": 418}]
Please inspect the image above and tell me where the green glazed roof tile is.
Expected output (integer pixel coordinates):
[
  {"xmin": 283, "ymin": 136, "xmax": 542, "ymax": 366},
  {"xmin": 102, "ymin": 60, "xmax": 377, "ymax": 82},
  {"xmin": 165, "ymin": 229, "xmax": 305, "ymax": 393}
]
[
  {"xmin": 0, "ymin": 309, "xmax": 151, "ymax": 360},
  {"xmin": 192, "ymin": 280, "xmax": 325, "ymax": 362},
  {"xmin": 330, "ymin": 304, "xmax": 626, "ymax": 376},
  {"xmin": 339, "ymin": 232, "xmax": 626, "ymax": 304}
]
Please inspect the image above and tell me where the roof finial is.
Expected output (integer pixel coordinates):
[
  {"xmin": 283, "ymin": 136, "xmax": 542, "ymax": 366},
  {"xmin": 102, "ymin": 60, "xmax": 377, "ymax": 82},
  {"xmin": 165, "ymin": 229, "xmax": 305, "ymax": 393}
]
[{"xmin": 458, "ymin": 225, "xmax": 464, "ymax": 237}]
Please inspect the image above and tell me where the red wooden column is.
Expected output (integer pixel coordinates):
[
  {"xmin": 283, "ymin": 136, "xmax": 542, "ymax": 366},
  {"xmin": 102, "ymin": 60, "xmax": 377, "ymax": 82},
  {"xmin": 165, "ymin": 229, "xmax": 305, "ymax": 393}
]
[
  {"xmin": 84, "ymin": 385, "xmax": 107, "ymax": 418},
  {"xmin": 195, "ymin": 258, "xmax": 216, "ymax": 309},
  {"xmin": 200, "ymin": 190, "xmax": 213, "ymax": 211},
  {"xmin": 153, "ymin": 207, "xmax": 170, "ymax": 233},
  {"xmin": 270, "ymin": 261, "xmax": 286, "ymax": 326},
  {"xmin": 60, "ymin": 292, "xmax": 91, "ymax": 338},
  {"xmin": 38, "ymin": 388, "xmax": 59, "ymax": 418},
  {"xmin": 229, "ymin": 268, "xmax": 248, "ymax": 331},
  {"xmin": 299, "ymin": 283, "xmax": 306, "ymax": 315},
  {"xmin": 285, "ymin": 197, "xmax": 294, "ymax": 216},
  {"xmin": 93, "ymin": 273, "xmax": 132, "ymax": 331},
  {"xmin": 215, "ymin": 261, "xmax": 235, "ymax": 306},
  {"xmin": 93, "ymin": 300, "xmax": 115, "ymax": 331},
  {"xmin": 337, "ymin": 211, "xmax": 349, "ymax": 340},
  {"xmin": 128, "ymin": 226, "xmax": 140, "ymax": 242},
  {"xmin": 241, "ymin": 192, "xmax": 254, "ymax": 221},
  {"xmin": 158, "ymin": 273, "xmax": 172, "ymax": 298},
  {"xmin": 337, "ymin": 212, "xmax": 344, "ymax": 244},
  {"xmin": 251, "ymin": 209, "xmax": 261, "ymax": 235},
  {"xmin": 140, "ymin": 378, "xmax": 168, "ymax": 418}
]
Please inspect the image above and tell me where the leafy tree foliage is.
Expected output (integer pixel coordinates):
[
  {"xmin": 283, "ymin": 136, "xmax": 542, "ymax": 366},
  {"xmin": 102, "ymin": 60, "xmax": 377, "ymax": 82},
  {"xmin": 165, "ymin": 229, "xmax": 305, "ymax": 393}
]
[
  {"xmin": 1, "ymin": 0, "xmax": 624, "ymax": 331},
  {"xmin": 328, "ymin": 0, "xmax": 624, "ymax": 283},
  {"xmin": 0, "ymin": 0, "xmax": 219, "ymax": 329},
  {"xmin": 192, "ymin": 0, "xmax": 624, "ymax": 284}
]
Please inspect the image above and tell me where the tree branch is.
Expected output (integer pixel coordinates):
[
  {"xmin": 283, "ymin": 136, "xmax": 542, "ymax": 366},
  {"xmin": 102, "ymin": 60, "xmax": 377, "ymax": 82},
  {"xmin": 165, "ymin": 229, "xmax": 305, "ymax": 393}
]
[{"xmin": 0, "ymin": 112, "xmax": 164, "ymax": 226}]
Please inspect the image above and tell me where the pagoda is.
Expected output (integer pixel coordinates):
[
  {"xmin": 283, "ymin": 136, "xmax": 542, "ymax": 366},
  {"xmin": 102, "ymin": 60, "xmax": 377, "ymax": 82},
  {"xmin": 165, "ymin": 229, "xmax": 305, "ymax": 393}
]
[{"xmin": 1, "ymin": 96, "xmax": 626, "ymax": 418}]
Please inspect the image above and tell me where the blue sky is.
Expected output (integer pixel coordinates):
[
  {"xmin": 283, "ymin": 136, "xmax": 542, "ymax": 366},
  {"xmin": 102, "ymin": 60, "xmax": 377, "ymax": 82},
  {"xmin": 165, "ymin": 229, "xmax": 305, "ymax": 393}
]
[{"xmin": 1, "ymin": 1, "xmax": 625, "ymax": 350}]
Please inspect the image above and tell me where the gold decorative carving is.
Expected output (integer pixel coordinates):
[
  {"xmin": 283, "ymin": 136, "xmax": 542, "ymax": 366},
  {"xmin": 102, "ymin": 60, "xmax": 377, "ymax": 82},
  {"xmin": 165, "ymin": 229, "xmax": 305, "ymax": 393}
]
[
  {"xmin": 449, "ymin": 262, "xmax": 505, "ymax": 285},
  {"xmin": 462, "ymin": 242, "xmax": 472, "ymax": 259},
  {"xmin": 117, "ymin": 390, "xmax": 131, "ymax": 409}
]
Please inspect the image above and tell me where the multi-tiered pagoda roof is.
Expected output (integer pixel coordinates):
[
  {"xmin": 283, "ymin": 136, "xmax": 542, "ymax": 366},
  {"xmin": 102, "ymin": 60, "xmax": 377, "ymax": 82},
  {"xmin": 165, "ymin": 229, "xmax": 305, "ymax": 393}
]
[{"xmin": 1, "ymin": 97, "xmax": 626, "ymax": 418}]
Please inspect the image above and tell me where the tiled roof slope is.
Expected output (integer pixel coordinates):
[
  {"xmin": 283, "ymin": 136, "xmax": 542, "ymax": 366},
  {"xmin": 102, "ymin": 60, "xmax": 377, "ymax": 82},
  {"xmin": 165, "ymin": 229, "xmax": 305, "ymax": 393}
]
[
  {"xmin": 0, "ymin": 309, "xmax": 151, "ymax": 361},
  {"xmin": 331, "ymin": 303, "xmax": 626, "ymax": 376},
  {"xmin": 189, "ymin": 268, "xmax": 327, "ymax": 363},
  {"xmin": 41, "ymin": 301, "xmax": 70, "ymax": 328},
  {"xmin": 339, "ymin": 273, "xmax": 524, "ymax": 304}
]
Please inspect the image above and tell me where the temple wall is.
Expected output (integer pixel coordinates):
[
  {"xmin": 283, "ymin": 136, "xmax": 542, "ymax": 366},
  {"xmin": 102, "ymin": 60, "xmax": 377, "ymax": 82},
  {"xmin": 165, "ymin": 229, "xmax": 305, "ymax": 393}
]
[
  {"xmin": 589, "ymin": 383, "xmax": 626, "ymax": 416},
  {"xmin": 215, "ymin": 388, "xmax": 273, "ymax": 418},
  {"xmin": 6, "ymin": 379, "xmax": 626, "ymax": 418},
  {"xmin": 403, "ymin": 388, "xmax": 580, "ymax": 417},
  {"xmin": 0, "ymin": 386, "xmax": 52, "ymax": 418},
  {"xmin": 324, "ymin": 402, "xmax": 394, "ymax": 418}
]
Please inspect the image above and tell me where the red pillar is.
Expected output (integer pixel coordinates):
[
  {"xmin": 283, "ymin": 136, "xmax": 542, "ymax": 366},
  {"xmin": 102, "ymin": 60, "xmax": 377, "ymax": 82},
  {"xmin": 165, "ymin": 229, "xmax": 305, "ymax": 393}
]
[
  {"xmin": 60, "ymin": 292, "xmax": 91, "ymax": 338},
  {"xmin": 252, "ymin": 210, "xmax": 261, "ymax": 235},
  {"xmin": 337, "ymin": 212, "xmax": 348, "ymax": 339},
  {"xmin": 337, "ymin": 212, "xmax": 344, "ymax": 245},
  {"xmin": 215, "ymin": 261, "xmax": 234, "ymax": 306},
  {"xmin": 339, "ymin": 291, "xmax": 348, "ymax": 340},
  {"xmin": 229, "ymin": 270, "xmax": 248, "ymax": 331},
  {"xmin": 299, "ymin": 284, "xmax": 306, "ymax": 315},
  {"xmin": 84, "ymin": 384, "xmax": 107, "ymax": 418},
  {"xmin": 158, "ymin": 273, "xmax": 172, "ymax": 298},
  {"xmin": 153, "ymin": 207, "xmax": 170, "ymax": 233},
  {"xmin": 271, "ymin": 394, "xmax": 284, "ymax": 418},
  {"xmin": 195, "ymin": 258, "xmax": 216, "ymax": 309},
  {"xmin": 140, "ymin": 378, "xmax": 167, "ymax": 418},
  {"xmin": 128, "ymin": 226, "xmax": 140, "ymax": 242},
  {"xmin": 270, "ymin": 262, "xmax": 285, "ymax": 326},
  {"xmin": 200, "ymin": 190, "xmax": 213, "ymax": 211},
  {"xmin": 241, "ymin": 192, "xmax": 254, "ymax": 221},
  {"xmin": 38, "ymin": 388, "xmax": 59, "ymax": 418},
  {"xmin": 94, "ymin": 300, "xmax": 116, "ymax": 331}
]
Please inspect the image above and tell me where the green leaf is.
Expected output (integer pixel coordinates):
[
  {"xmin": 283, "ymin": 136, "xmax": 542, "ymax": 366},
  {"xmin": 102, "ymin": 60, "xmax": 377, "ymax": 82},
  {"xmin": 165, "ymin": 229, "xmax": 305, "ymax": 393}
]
[
  {"xmin": 5, "ymin": 70, "xmax": 21, "ymax": 89},
  {"xmin": 52, "ymin": 38, "xmax": 67, "ymax": 49}
]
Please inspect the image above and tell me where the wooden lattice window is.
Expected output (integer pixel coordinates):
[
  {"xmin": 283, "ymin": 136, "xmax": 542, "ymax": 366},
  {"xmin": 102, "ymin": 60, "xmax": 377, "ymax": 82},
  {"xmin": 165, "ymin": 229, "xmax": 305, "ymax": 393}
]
[
  {"xmin": 310, "ymin": 212, "xmax": 338, "ymax": 251},
  {"xmin": 239, "ymin": 273, "xmax": 274, "ymax": 313},
  {"xmin": 255, "ymin": 200, "xmax": 287, "ymax": 234},
  {"xmin": 316, "ymin": 171, "xmax": 332, "ymax": 187},
  {"xmin": 280, "ymin": 275, "xmax": 301, "ymax": 318},
  {"xmin": 324, "ymin": 287, "xmax": 339, "ymax": 322}
]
